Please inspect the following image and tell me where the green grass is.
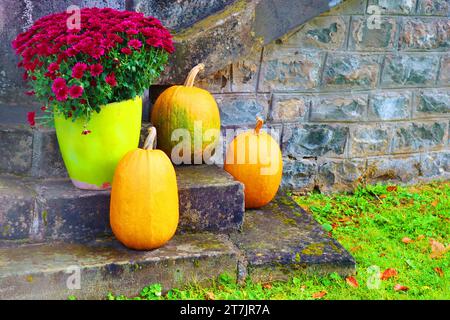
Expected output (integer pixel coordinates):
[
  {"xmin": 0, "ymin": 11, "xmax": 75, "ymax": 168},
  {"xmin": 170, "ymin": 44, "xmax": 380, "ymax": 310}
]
[{"xmin": 109, "ymin": 182, "xmax": 450, "ymax": 300}]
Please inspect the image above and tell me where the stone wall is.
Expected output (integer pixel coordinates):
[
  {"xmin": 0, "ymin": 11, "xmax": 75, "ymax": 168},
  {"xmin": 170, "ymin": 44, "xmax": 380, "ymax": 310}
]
[{"xmin": 193, "ymin": 0, "xmax": 450, "ymax": 193}]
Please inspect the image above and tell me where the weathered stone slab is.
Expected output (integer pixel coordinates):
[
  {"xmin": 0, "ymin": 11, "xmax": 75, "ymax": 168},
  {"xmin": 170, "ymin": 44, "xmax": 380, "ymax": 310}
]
[
  {"xmin": 316, "ymin": 159, "xmax": 366, "ymax": 193},
  {"xmin": 322, "ymin": 54, "xmax": 381, "ymax": 90},
  {"xmin": 30, "ymin": 128, "xmax": 67, "ymax": 178},
  {"xmin": 194, "ymin": 65, "xmax": 232, "ymax": 93},
  {"xmin": 439, "ymin": 54, "xmax": 450, "ymax": 85},
  {"xmin": 381, "ymin": 54, "xmax": 440, "ymax": 87},
  {"xmin": 417, "ymin": 0, "xmax": 450, "ymax": 16},
  {"xmin": 367, "ymin": 155, "xmax": 422, "ymax": 184},
  {"xmin": 391, "ymin": 122, "xmax": 447, "ymax": 153},
  {"xmin": 259, "ymin": 47, "xmax": 325, "ymax": 91},
  {"xmin": 229, "ymin": 193, "xmax": 355, "ymax": 281},
  {"xmin": 270, "ymin": 94, "xmax": 310, "ymax": 123},
  {"xmin": 231, "ymin": 58, "xmax": 261, "ymax": 93},
  {"xmin": 368, "ymin": 91, "xmax": 411, "ymax": 121},
  {"xmin": 282, "ymin": 158, "xmax": 317, "ymax": 191},
  {"xmin": 0, "ymin": 125, "xmax": 32, "ymax": 175},
  {"xmin": 176, "ymin": 165, "xmax": 244, "ymax": 233},
  {"xmin": 323, "ymin": 0, "xmax": 367, "ymax": 15},
  {"xmin": 0, "ymin": 233, "xmax": 238, "ymax": 300},
  {"xmin": 350, "ymin": 125, "xmax": 391, "ymax": 156},
  {"xmin": 310, "ymin": 94, "xmax": 367, "ymax": 122},
  {"xmin": 282, "ymin": 124, "xmax": 349, "ymax": 158},
  {"xmin": 282, "ymin": 16, "xmax": 349, "ymax": 50},
  {"xmin": 215, "ymin": 94, "xmax": 270, "ymax": 126},
  {"xmin": 349, "ymin": 16, "xmax": 398, "ymax": 51},
  {"xmin": 414, "ymin": 89, "xmax": 450, "ymax": 117},
  {"xmin": 400, "ymin": 18, "xmax": 449, "ymax": 51},
  {"xmin": 0, "ymin": 176, "xmax": 34, "ymax": 240},
  {"xmin": 0, "ymin": 165, "xmax": 245, "ymax": 241},
  {"xmin": 367, "ymin": 0, "xmax": 417, "ymax": 15}
]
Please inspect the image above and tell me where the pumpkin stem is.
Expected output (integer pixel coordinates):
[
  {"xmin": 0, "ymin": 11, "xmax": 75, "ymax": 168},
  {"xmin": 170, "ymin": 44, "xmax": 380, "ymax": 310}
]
[
  {"xmin": 184, "ymin": 63, "xmax": 205, "ymax": 87},
  {"xmin": 143, "ymin": 127, "xmax": 157, "ymax": 150},
  {"xmin": 255, "ymin": 117, "xmax": 264, "ymax": 134}
]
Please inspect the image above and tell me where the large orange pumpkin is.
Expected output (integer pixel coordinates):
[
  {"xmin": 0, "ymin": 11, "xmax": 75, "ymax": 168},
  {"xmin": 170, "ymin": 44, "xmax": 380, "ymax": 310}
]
[
  {"xmin": 110, "ymin": 127, "xmax": 179, "ymax": 250},
  {"xmin": 224, "ymin": 117, "xmax": 283, "ymax": 209},
  {"xmin": 151, "ymin": 63, "xmax": 221, "ymax": 164}
]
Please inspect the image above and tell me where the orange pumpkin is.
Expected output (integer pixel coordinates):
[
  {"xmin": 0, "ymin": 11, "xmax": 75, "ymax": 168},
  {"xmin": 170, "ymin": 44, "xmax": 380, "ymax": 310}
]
[
  {"xmin": 151, "ymin": 63, "xmax": 221, "ymax": 164},
  {"xmin": 224, "ymin": 117, "xmax": 283, "ymax": 209},
  {"xmin": 110, "ymin": 127, "xmax": 179, "ymax": 250}
]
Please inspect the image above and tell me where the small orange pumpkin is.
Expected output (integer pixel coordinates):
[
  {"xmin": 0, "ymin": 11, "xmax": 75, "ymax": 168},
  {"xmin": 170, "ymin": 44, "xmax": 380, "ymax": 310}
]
[
  {"xmin": 110, "ymin": 127, "xmax": 179, "ymax": 250},
  {"xmin": 224, "ymin": 117, "xmax": 283, "ymax": 209},
  {"xmin": 151, "ymin": 63, "xmax": 221, "ymax": 164}
]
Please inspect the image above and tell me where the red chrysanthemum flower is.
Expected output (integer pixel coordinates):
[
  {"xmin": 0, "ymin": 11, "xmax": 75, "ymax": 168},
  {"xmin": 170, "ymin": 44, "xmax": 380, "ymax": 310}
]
[
  {"xmin": 48, "ymin": 62, "xmax": 60, "ymax": 73},
  {"xmin": 121, "ymin": 47, "xmax": 132, "ymax": 55},
  {"xmin": 69, "ymin": 85, "xmax": 84, "ymax": 99},
  {"xmin": 90, "ymin": 63, "xmax": 103, "ymax": 77},
  {"xmin": 128, "ymin": 39, "xmax": 142, "ymax": 50},
  {"xmin": 27, "ymin": 112, "xmax": 36, "ymax": 127},
  {"xmin": 105, "ymin": 73, "xmax": 117, "ymax": 87},
  {"xmin": 72, "ymin": 62, "xmax": 88, "ymax": 79}
]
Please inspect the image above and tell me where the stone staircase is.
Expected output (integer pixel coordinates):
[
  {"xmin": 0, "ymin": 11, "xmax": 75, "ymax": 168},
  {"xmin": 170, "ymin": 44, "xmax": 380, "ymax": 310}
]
[{"xmin": 0, "ymin": 103, "xmax": 355, "ymax": 300}]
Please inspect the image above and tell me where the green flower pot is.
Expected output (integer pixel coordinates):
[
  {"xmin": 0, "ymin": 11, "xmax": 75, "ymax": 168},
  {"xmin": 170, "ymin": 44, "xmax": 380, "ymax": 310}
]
[{"xmin": 54, "ymin": 97, "xmax": 142, "ymax": 190}]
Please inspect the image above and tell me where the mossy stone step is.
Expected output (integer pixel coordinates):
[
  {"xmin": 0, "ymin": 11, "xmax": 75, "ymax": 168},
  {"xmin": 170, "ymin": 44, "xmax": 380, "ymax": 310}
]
[{"xmin": 0, "ymin": 165, "xmax": 244, "ymax": 242}]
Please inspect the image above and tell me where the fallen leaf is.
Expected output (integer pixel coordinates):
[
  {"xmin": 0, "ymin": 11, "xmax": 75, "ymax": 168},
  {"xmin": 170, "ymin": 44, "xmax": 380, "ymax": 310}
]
[
  {"xmin": 204, "ymin": 291, "xmax": 215, "ymax": 300},
  {"xmin": 381, "ymin": 268, "xmax": 398, "ymax": 280},
  {"xmin": 387, "ymin": 185, "xmax": 398, "ymax": 192},
  {"xmin": 431, "ymin": 200, "xmax": 439, "ymax": 207},
  {"xmin": 351, "ymin": 245, "xmax": 362, "ymax": 253},
  {"xmin": 434, "ymin": 267, "xmax": 444, "ymax": 277},
  {"xmin": 402, "ymin": 237, "xmax": 413, "ymax": 244},
  {"xmin": 262, "ymin": 283, "xmax": 272, "ymax": 290},
  {"xmin": 379, "ymin": 253, "xmax": 386, "ymax": 257},
  {"xmin": 393, "ymin": 284, "xmax": 409, "ymax": 292},
  {"xmin": 430, "ymin": 239, "xmax": 450, "ymax": 259},
  {"xmin": 379, "ymin": 194, "xmax": 387, "ymax": 199},
  {"xmin": 417, "ymin": 235, "xmax": 425, "ymax": 240},
  {"xmin": 346, "ymin": 276, "xmax": 359, "ymax": 288},
  {"xmin": 312, "ymin": 290, "xmax": 327, "ymax": 299}
]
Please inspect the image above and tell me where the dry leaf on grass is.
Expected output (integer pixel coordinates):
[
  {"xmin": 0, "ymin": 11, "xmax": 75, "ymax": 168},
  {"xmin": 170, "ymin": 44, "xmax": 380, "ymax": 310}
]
[
  {"xmin": 430, "ymin": 239, "xmax": 450, "ymax": 259},
  {"xmin": 381, "ymin": 268, "xmax": 398, "ymax": 280},
  {"xmin": 262, "ymin": 283, "xmax": 272, "ymax": 290},
  {"xmin": 387, "ymin": 186, "xmax": 398, "ymax": 192},
  {"xmin": 346, "ymin": 276, "xmax": 359, "ymax": 288},
  {"xmin": 402, "ymin": 237, "xmax": 413, "ymax": 244},
  {"xmin": 434, "ymin": 267, "xmax": 444, "ymax": 277},
  {"xmin": 204, "ymin": 292, "xmax": 215, "ymax": 300},
  {"xmin": 393, "ymin": 284, "xmax": 409, "ymax": 292},
  {"xmin": 312, "ymin": 290, "xmax": 327, "ymax": 299}
]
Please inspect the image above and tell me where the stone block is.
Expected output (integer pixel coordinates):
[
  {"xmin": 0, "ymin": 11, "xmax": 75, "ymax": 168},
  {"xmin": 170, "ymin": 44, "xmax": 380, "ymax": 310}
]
[
  {"xmin": 215, "ymin": 94, "xmax": 270, "ymax": 126},
  {"xmin": 439, "ymin": 54, "xmax": 450, "ymax": 85},
  {"xmin": 282, "ymin": 158, "xmax": 317, "ymax": 191},
  {"xmin": 366, "ymin": 155, "xmax": 421, "ymax": 183},
  {"xmin": 194, "ymin": 65, "xmax": 231, "ymax": 93},
  {"xmin": 349, "ymin": 16, "xmax": 398, "ymax": 51},
  {"xmin": 381, "ymin": 54, "xmax": 440, "ymax": 87},
  {"xmin": 350, "ymin": 125, "xmax": 391, "ymax": 156},
  {"xmin": 367, "ymin": 0, "xmax": 417, "ymax": 15},
  {"xmin": 368, "ymin": 91, "xmax": 411, "ymax": 120},
  {"xmin": 270, "ymin": 94, "xmax": 309, "ymax": 123},
  {"xmin": 417, "ymin": 0, "xmax": 450, "ymax": 16},
  {"xmin": 414, "ymin": 89, "xmax": 450, "ymax": 117},
  {"xmin": 282, "ymin": 124, "xmax": 349, "ymax": 158},
  {"xmin": 310, "ymin": 94, "xmax": 367, "ymax": 122},
  {"xmin": 259, "ymin": 47, "xmax": 324, "ymax": 91},
  {"xmin": 323, "ymin": 0, "xmax": 368, "ymax": 15},
  {"xmin": 399, "ymin": 18, "xmax": 449, "ymax": 51},
  {"xmin": 282, "ymin": 16, "xmax": 349, "ymax": 50},
  {"xmin": 322, "ymin": 53, "xmax": 381, "ymax": 90},
  {"xmin": 30, "ymin": 128, "xmax": 67, "ymax": 178},
  {"xmin": 232, "ymin": 59, "xmax": 260, "ymax": 92},
  {"xmin": 0, "ymin": 125, "xmax": 32, "ymax": 175},
  {"xmin": 391, "ymin": 121, "xmax": 447, "ymax": 153},
  {"xmin": 316, "ymin": 159, "xmax": 367, "ymax": 193}
]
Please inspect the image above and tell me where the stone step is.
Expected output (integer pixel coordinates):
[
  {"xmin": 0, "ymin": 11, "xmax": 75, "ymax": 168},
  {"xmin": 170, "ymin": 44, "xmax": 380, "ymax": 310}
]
[
  {"xmin": 0, "ymin": 233, "xmax": 239, "ymax": 300},
  {"xmin": 0, "ymin": 165, "xmax": 244, "ymax": 242},
  {"xmin": 0, "ymin": 193, "xmax": 355, "ymax": 300}
]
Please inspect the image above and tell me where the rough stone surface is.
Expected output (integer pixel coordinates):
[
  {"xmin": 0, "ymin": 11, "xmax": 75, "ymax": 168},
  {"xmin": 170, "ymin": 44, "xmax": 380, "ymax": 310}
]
[
  {"xmin": 194, "ymin": 65, "xmax": 232, "ymax": 93},
  {"xmin": 391, "ymin": 122, "xmax": 447, "ymax": 153},
  {"xmin": 367, "ymin": 0, "xmax": 417, "ymax": 15},
  {"xmin": 259, "ymin": 47, "xmax": 324, "ymax": 91},
  {"xmin": 232, "ymin": 58, "xmax": 261, "ymax": 92},
  {"xmin": 282, "ymin": 124, "xmax": 349, "ymax": 158},
  {"xmin": 323, "ymin": 0, "xmax": 367, "ymax": 15},
  {"xmin": 0, "ymin": 125, "xmax": 33, "ymax": 175},
  {"xmin": 350, "ymin": 125, "xmax": 391, "ymax": 156},
  {"xmin": 400, "ymin": 18, "xmax": 449, "ymax": 51},
  {"xmin": 282, "ymin": 16, "xmax": 349, "ymax": 50},
  {"xmin": 229, "ymin": 193, "xmax": 355, "ymax": 280},
  {"xmin": 310, "ymin": 94, "xmax": 367, "ymax": 122},
  {"xmin": 282, "ymin": 158, "xmax": 317, "ymax": 191},
  {"xmin": 270, "ymin": 94, "xmax": 309, "ymax": 123},
  {"xmin": 349, "ymin": 16, "xmax": 398, "ymax": 51},
  {"xmin": 0, "ymin": 233, "xmax": 238, "ymax": 300},
  {"xmin": 176, "ymin": 165, "xmax": 245, "ymax": 233},
  {"xmin": 366, "ymin": 155, "xmax": 422, "ymax": 184},
  {"xmin": 316, "ymin": 159, "xmax": 366, "ymax": 193},
  {"xmin": 414, "ymin": 89, "xmax": 450, "ymax": 117},
  {"xmin": 381, "ymin": 54, "xmax": 440, "ymax": 87},
  {"xmin": 439, "ymin": 54, "xmax": 450, "ymax": 85},
  {"xmin": 30, "ymin": 128, "xmax": 67, "ymax": 178},
  {"xmin": 322, "ymin": 54, "xmax": 380, "ymax": 90},
  {"xmin": 0, "ymin": 165, "xmax": 245, "ymax": 241},
  {"xmin": 417, "ymin": 0, "xmax": 450, "ymax": 16},
  {"xmin": 215, "ymin": 94, "xmax": 270, "ymax": 126},
  {"xmin": 368, "ymin": 91, "xmax": 411, "ymax": 121}
]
